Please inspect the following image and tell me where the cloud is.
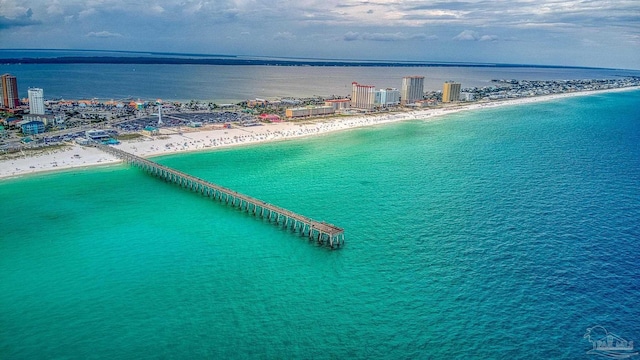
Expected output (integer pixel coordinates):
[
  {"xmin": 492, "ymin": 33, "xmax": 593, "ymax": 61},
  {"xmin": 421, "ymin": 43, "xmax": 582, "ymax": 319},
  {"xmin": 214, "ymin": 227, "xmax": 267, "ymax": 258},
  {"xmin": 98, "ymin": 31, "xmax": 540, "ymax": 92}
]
[
  {"xmin": 454, "ymin": 30, "xmax": 498, "ymax": 41},
  {"xmin": 5, "ymin": 0, "xmax": 637, "ymax": 37},
  {"xmin": 78, "ymin": 8, "xmax": 97, "ymax": 19},
  {"xmin": 150, "ymin": 5, "xmax": 165, "ymax": 14},
  {"xmin": 46, "ymin": 2, "xmax": 65, "ymax": 16},
  {"xmin": 178, "ymin": 0, "xmax": 240, "ymax": 20},
  {"xmin": 1, "ymin": 0, "xmax": 638, "ymax": 69},
  {"xmin": 86, "ymin": 31, "xmax": 123, "ymax": 38},
  {"xmin": 273, "ymin": 31, "xmax": 296, "ymax": 41},
  {"xmin": 343, "ymin": 32, "xmax": 360, "ymax": 41},
  {"xmin": 344, "ymin": 32, "xmax": 437, "ymax": 41},
  {"xmin": 453, "ymin": 30, "xmax": 480, "ymax": 41},
  {"xmin": 328, "ymin": 0, "xmax": 640, "ymax": 31},
  {"xmin": 0, "ymin": 7, "xmax": 40, "ymax": 29},
  {"xmin": 480, "ymin": 35, "xmax": 498, "ymax": 42}
]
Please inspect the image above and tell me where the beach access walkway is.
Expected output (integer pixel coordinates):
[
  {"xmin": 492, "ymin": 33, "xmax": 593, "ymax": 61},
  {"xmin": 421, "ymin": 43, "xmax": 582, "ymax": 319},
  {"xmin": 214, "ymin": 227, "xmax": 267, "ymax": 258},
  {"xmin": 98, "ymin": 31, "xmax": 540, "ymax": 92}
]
[{"xmin": 94, "ymin": 144, "xmax": 345, "ymax": 249}]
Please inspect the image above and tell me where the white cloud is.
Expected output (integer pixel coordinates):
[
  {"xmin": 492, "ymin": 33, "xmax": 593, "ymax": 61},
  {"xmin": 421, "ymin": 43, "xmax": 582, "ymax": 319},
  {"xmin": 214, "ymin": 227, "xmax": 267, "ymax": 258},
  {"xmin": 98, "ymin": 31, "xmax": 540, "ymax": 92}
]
[
  {"xmin": 344, "ymin": 31, "xmax": 436, "ymax": 41},
  {"xmin": 480, "ymin": 35, "xmax": 498, "ymax": 42},
  {"xmin": 453, "ymin": 30, "xmax": 480, "ymax": 41},
  {"xmin": 454, "ymin": 30, "xmax": 498, "ymax": 42},
  {"xmin": 343, "ymin": 31, "xmax": 360, "ymax": 41},
  {"xmin": 2, "ymin": 0, "xmax": 639, "ymax": 68},
  {"xmin": 0, "ymin": 0, "xmax": 30, "ymax": 18},
  {"xmin": 46, "ymin": 1, "xmax": 65, "ymax": 16},
  {"xmin": 78, "ymin": 8, "xmax": 97, "ymax": 19},
  {"xmin": 150, "ymin": 5, "xmax": 165, "ymax": 14},
  {"xmin": 0, "ymin": 6, "xmax": 40, "ymax": 29},
  {"xmin": 86, "ymin": 30, "xmax": 123, "ymax": 38},
  {"xmin": 273, "ymin": 31, "xmax": 296, "ymax": 41}
]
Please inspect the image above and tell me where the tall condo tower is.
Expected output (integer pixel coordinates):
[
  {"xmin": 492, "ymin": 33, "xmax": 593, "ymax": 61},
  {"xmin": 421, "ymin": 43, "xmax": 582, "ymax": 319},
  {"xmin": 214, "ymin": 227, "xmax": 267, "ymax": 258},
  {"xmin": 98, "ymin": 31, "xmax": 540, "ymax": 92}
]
[
  {"xmin": 442, "ymin": 81, "xmax": 462, "ymax": 103},
  {"xmin": 1, "ymin": 74, "xmax": 20, "ymax": 109},
  {"xmin": 401, "ymin": 76, "xmax": 425, "ymax": 104},
  {"xmin": 375, "ymin": 88, "xmax": 401, "ymax": 107},
  {"xmin": 157, "ymin": 100, "xmax": 164, "ymax": 126},
  {"xmin": 28, "ymin": 88, "xmax": 45, "ymax": 114},
  {"xmin": 351, "ymin": 82, "xmax": 376, "ymax": 110}
]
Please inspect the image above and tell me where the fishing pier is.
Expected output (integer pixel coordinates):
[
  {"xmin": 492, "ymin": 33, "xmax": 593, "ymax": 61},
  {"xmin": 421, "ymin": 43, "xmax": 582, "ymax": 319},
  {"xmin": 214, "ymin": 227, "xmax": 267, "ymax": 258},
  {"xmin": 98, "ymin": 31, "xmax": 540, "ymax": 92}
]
[{"xmin": 95, "ymin": 144, "xmax": 345, "ymax": 248}]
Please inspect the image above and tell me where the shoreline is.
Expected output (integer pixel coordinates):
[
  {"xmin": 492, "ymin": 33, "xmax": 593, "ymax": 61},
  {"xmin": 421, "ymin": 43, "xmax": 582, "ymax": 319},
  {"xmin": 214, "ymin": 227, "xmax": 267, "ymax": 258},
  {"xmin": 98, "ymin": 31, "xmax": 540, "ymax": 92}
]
[{"xmin": 1, "ymin": 86, "xmax": 638, "ymax": 180}]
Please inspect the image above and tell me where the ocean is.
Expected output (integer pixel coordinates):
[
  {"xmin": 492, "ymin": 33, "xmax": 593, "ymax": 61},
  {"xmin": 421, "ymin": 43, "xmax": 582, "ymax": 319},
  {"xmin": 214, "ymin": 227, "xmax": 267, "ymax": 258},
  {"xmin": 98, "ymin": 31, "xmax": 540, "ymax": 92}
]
[{"xmin": 1, "ymin": 89, "xmax": 639, "ymax": 358}]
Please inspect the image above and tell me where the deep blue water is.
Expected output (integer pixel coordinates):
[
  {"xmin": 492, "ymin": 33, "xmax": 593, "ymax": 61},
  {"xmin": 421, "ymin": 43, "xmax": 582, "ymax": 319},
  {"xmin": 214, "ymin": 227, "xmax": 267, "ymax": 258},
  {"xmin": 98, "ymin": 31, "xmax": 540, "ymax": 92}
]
[{"xmin": 1, "ymin": 90, "xmax": 639, "ymax": 359}]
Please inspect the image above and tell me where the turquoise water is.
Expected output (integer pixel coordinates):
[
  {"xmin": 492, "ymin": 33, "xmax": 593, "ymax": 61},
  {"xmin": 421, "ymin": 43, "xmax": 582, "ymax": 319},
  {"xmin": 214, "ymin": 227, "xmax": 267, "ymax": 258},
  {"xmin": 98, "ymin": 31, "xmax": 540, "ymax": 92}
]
[{"xmin": 1, "ymin": 91, "xmax": 639, "ymax": 358}]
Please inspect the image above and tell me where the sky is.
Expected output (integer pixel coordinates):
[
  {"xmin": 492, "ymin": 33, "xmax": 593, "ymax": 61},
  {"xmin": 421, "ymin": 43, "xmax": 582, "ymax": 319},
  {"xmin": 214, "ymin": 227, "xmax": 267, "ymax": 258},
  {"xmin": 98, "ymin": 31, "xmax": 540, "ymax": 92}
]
[{"xmin": 1, "ymin": 0, "xmax": 639, "ymax": 69}]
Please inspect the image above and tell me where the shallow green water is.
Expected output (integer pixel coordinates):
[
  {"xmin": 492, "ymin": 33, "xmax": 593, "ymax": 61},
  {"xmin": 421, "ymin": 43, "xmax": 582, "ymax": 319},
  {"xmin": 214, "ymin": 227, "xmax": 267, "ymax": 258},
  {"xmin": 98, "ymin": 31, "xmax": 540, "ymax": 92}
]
[{"xmin": 2, "ymin": 91, "xmax": 639, "ymax": 359}]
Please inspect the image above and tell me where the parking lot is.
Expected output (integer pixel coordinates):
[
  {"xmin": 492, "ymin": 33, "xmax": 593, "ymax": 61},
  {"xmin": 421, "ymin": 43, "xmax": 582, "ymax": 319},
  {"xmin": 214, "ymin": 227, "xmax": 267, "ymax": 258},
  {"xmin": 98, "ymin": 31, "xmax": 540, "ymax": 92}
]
[{"xmin": 113, "ymin": 111, "xmax": 255, "ymax": 132}]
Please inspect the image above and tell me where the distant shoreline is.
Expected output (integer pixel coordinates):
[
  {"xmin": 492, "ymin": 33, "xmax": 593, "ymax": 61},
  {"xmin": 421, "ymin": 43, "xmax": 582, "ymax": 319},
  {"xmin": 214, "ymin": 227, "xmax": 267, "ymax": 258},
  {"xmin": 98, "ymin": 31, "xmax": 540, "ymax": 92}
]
[
  {"xmin": 2, "ymin": 86, "xmax": 638, "ymax": 181},
  {"xmin": 0, "ymin": 56, "xmax": 622, "ymax": 70}
]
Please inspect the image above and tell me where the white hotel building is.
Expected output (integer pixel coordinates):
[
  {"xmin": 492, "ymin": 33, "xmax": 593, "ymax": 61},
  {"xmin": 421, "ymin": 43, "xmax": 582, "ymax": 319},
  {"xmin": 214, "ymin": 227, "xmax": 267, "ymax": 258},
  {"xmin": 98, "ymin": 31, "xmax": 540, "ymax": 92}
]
[
  {"xmin": 375, "ymin": 88, "xmax": 400, "ymax": 107},
  {"xmin": 28, "ymin": 88, "xmax": 45, "ymax": 115},
  {"xmin": 351, "ymin": 82, "xmax": 376, "ymax": 110}
]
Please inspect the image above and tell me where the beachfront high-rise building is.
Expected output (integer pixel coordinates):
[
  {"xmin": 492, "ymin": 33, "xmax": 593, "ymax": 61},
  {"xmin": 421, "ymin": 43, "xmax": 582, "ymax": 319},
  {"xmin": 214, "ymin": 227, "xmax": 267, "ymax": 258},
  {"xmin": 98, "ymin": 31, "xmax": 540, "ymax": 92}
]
[
  {"xmin": 351, "ymin": 82, "xmax": 376, "ymax": 110},
  {"xmin": 401, "ymin": 76, "xmax": 424, "ymax": 104},
  {"xmin": 442, "ymin": 81, "xmax": 462, "ymax": 103},
  {"xmin": 28, "ymin": 88, "xmax": 45, "ymax": 115},
  {"xmin": 375, "ymin": 88, "xmax": 401, "ymax": 107},
  {"xmin": 1, "ymin": 74, "xmax": 20, "ymax": 109}
]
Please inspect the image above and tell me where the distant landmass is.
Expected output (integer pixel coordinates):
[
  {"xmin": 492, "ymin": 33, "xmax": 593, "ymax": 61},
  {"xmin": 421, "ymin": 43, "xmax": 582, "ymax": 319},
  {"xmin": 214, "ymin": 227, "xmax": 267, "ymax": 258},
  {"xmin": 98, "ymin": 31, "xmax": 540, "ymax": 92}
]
[{"xmin": 0, "ymin": 49, "xmax": 611, "ymax": 69}]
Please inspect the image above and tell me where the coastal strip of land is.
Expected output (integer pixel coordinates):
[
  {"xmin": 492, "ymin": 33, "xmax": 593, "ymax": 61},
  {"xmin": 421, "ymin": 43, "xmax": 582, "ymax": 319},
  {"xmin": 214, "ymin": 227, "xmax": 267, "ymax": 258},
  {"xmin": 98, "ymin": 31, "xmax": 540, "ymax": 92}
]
[
  {"xmin": 0, "ymin": 86, "xmax": 637, "ymax": 180},
  {"xmin": 0, "ymin": 55, "xmax": 608, "ymax": 69}
]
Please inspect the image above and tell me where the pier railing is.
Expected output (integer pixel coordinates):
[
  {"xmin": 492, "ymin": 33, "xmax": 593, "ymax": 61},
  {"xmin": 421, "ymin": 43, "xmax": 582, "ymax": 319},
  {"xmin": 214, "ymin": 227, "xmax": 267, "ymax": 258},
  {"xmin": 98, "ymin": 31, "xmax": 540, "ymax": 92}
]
[{"xmin": 95, "ymin": 144, "xmax": 344, "ymax": 248}]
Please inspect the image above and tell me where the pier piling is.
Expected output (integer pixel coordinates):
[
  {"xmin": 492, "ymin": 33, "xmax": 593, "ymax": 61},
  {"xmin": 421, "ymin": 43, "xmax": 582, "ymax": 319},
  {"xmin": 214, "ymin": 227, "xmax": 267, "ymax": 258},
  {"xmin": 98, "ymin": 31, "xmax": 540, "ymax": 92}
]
[{"xmin": 95, "ymin": 144, "xmax": 344, "ymax": 249}]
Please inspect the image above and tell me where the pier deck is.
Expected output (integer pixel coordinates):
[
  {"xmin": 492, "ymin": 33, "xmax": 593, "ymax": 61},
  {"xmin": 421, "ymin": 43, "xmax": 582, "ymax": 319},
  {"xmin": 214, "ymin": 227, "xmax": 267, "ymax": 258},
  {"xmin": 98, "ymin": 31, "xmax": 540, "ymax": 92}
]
[{"xmin": 95, "ymin": 144, "xmax": 344, "ymax": 248}]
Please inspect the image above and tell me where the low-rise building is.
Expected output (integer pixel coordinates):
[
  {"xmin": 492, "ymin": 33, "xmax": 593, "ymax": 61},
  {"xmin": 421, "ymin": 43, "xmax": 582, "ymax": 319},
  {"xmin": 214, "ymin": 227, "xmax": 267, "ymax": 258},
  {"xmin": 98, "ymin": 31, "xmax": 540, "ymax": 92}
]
[
  {"xmin": 22, "ymin": 113, "xmax": 62, "ymax": 126},
  {"xmin": 5, "ymin": 117, "xmax": 20, "ymax": 127},
  {"xmin": 285, "ymin": 106, "xmax": 335, "ymax": 118},
  {"xmin": 414, "ymin": 99, "xmax": 439, "ymax": 107},
  {"xmin": 460, "ymin": 92, "xmax": 474, "ymax": 101},
  {"xmin": 143, "ymin": 126, "xmax": 159, "ymax": 135},
  {"xmin": 247, "ymin": 99, "xmax": 269, "ymax": 108},
  {"xmin": 85, "ymin": 129, "xmax": 111, "ymax": 141},
  {"xmin": 75, "ymin": 138, "xmax": 92, "ymax": 145},
  {"xmin": 21, "ymin": 120, "xmax": 45, "ymax": 135},
  {"xmin": 325, "ymin": 99, "xmax": 351, "ymax": 111},
  {"xmin": 259, "ymin": 114, "xmax": 282, "ymax": 122}
]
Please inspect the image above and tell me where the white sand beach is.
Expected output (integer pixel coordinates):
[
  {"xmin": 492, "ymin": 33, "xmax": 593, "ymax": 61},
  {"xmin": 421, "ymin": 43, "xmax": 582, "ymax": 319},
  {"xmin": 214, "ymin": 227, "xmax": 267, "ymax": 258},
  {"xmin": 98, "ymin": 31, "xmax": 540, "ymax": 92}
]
[{"xmin": 1, "ymin": 86, "xmax": 637, "ymax": 180}]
